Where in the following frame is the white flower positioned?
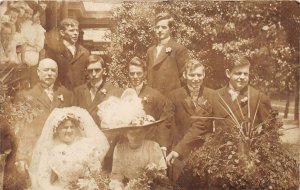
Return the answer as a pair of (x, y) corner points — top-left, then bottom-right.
(165, 47), (172, 54)
(241, 96), (248, 103)
(58, 94), (64, 101)
(100, 89), (107, 95)
(143, 96), (148, 103)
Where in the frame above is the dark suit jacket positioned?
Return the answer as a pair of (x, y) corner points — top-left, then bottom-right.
(137, 85), (173, 147)
(146, 39), (189, 96)
(169, 86), (215, 154)
(73, 82), (123, 127)
(174, 85), (272, 157)
(15, 83), (74, 163)
(45, 40), (90, 90)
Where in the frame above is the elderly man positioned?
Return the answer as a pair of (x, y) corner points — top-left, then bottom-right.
(127, 56), (173, 150)
(15, 58), (73, 177)
(146, 12), (189, 96)
(45, 18), (90, 90)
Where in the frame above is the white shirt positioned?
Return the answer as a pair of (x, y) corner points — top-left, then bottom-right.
(228, 84), (240, 101)
(63, 40), (76, 57)
(133, 83), (143, 95)
(44, 84), (54, 101)
(156, 36), (170, 58)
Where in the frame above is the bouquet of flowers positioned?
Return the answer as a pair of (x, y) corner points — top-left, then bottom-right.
(125, 163), (176, 190)
(69, 171), (110, 190)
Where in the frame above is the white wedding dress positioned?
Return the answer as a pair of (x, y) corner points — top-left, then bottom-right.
(30, 107), (109, 190)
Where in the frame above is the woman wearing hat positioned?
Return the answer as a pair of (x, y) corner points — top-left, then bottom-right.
(97, 89), (167, 190)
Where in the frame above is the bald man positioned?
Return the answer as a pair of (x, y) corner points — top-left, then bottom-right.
(15, 58), (74, 180)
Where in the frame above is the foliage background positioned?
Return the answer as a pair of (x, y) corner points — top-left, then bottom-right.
(106, 1), (299, 98)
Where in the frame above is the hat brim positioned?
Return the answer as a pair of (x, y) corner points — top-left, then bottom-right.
(101, 119), (165, 134)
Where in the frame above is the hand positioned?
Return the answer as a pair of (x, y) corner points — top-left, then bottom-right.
(15, 160), (28, 173)
(166, 151), (179, 166)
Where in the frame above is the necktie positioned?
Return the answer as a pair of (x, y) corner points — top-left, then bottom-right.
(90, 87), (97, 101)
(44, 88), (54, 101)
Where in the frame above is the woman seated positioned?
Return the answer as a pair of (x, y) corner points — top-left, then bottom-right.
(29, 107), (110, 190)
(97, 89), (166, 190)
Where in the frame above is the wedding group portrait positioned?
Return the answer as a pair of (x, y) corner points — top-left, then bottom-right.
(0, 1), (299, 190)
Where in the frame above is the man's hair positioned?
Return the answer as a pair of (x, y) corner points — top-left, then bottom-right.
(59, 18), (79, 31)
(226, 55), (251, 71)
(185, 59), (205, 74)
(87, 54), (105, 68)
(127, 57), (146, 72)
(155, 12), (175, 29)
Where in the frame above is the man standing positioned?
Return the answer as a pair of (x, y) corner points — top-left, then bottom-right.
(127, 57), (173, 150)
(73, 54), (122, 126)
(73, 55), (122, 172)
(166, 56), (272, 182)
(146, 13), (189, 96)
(45, 18), (89, 90)
(15, 58), (73, 184)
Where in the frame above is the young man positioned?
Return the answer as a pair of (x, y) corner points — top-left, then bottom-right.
(127, 57), (173, 149)
(73, 54), (122, 126)
(167, 56), (272, 177)
(165, 59), (214, 181)
(146, 13), (189, 96)
(45, 18), (90, 90)
(73, 55), (122, 172)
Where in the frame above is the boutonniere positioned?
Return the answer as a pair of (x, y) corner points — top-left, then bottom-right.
(142, 96), (151, 103)
(58, 94), (64, 101)
(100, 89), (107, 95)
(165, 47), (172, 54)
(241, 96), (248, 103)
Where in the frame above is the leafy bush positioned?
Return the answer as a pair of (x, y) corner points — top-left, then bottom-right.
(107, 1), (299, 93)
(180, 110), (299, 189)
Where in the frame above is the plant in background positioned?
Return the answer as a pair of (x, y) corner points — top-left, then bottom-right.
(180, 110), (299, 189)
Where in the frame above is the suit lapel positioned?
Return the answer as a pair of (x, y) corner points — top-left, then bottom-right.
(248, 86), (261, 123)
(81, 84), (93, 110)
(70, 45), (85, 64)
(35, 84), (51, 110)
(180, 88), (195, 115)
(217, 87), (241, 120)
(152, 40), (173, 68)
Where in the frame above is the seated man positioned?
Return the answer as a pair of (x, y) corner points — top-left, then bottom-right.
(14, 58), (74, 185)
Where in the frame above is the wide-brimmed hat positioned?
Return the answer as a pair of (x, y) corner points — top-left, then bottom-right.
(97, 88), (165, 133)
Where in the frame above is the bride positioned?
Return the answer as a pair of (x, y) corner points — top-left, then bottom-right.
(29, 107), (110, 190)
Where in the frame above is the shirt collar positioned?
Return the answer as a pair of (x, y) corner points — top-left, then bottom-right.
(133, 82), (144, 94)
(63, 40), (76, 48)
(158, 36), (171, 46)
(90, 79), (103, 89)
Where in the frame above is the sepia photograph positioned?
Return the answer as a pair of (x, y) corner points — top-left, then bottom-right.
(0, 0), (299, 189)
